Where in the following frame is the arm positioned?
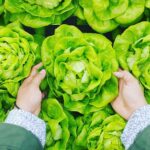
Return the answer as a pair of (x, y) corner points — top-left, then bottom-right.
(112, 70), (149, 150)
(0, 63), (46, 150)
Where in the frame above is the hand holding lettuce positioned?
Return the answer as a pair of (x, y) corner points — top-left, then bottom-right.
(41, 25), (118, 114)
(0, 22), (36, 105)
(114, 21), (150, 102)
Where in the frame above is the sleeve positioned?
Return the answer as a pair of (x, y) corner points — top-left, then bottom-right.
(128, 125), (150, 150)
(5, 108), (46, 147)
(0, 123), (43, 150)
(121, 105), (150, 150)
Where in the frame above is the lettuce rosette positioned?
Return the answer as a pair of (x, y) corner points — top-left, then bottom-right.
(78, 0), (145, 33)
(0, 22), (36, 104)
(114, 21), (150, 102)
(41, 98), (70, 150)
(41, 25), (118, 114)
(4, 0), (77, 28)
(74, 107), (125, 150)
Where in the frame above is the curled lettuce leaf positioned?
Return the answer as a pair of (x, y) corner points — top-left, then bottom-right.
(41, 98), (70, 150)
(114, 21), (150, 102)
(41, 99), (125, 150)
(0, 0), (4, 15)
(0, 22), (36, 100)
(74, 107), (125, 150)
(4, 0), (77, 28)
(0, 102), (7, 122)
(33, 28), (45, 64)
(41, 25), (118, 114)
(146, 0), (150, 8)
(79, 0), (145, 33)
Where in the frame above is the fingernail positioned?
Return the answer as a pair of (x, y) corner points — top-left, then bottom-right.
(40, 69), (46, 75)
(113, 72), (122, 78)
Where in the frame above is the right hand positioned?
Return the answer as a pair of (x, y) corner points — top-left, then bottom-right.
(111, 70), (147, 120)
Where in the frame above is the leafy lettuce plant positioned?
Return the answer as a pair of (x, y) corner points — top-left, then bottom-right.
(4, 0), (77, 28)
(42, 25), (118, 114)
(74, 107), (125, 150)
(114, 21), (150, 102)
(41, 98), (125, 150)
(78, 0), (145, 33)
(0, 22), (36, 103)
(41, 98), (70, 150)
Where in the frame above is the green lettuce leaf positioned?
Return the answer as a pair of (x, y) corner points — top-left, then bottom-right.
(0, 22), (36, 104)
(0, 0), (4, 15)
(41, 24), (118, 114)
(114, 21), (150, 102)
(4, 0), (77, 28)
(33, 27), (45, 64)
(146, 0), (150, 8)
(41, 98), (70, 150)
(78, 0), (145, 33)
(0, 101), (7, 122)
(74, 107), (125, 150)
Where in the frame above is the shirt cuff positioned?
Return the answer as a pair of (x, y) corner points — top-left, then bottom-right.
(121, 105), (150, 150)
(5, 108), (46, 147)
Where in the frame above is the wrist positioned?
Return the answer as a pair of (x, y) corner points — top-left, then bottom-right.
(15, 103), (21, 110)
(126, 102), (147, 120)
(121, 105), (150, 149)
(15, 102), (38, 116)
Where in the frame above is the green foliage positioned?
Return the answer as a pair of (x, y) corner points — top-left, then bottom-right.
(0, 22), (36, 106)
(41, 98), (70, 150)
(41, 99), (125, 150)
(0, 101), (6, 122)
(114, 21), (150, 102)
(4, 0), (77, 28)
(0, 0), (4, 14)
(0, 2), (149, 149)
(74, 108), (125, 150)
(146, 0), (150, 8)
(41, 25), (118, 114)
(78, 0), (146, 33)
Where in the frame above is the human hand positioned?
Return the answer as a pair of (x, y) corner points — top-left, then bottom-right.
(111, 70), (147, 120)
(16, 63), (46, 116)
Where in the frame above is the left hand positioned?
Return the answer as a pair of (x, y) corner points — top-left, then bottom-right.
(16, 63), (46, 116)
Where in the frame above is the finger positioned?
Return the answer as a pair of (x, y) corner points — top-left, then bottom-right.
(113, 70), (123, 92)
(114, 70), (135, 84)
(30, 63), (43, 77)
(32, 69), (46, 86)
(118, 78), (124, 91)
(34, 106), (41, 116)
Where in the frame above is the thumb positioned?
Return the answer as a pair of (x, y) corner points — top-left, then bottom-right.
(32, 69), (46, 86)
(114, 70), (135, 84)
